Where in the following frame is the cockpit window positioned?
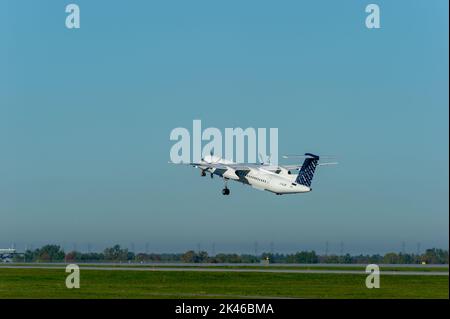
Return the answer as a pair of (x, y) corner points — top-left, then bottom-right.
(291, 183), (297, 186)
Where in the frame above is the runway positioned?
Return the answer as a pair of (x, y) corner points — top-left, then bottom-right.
(2, 262), (448, 267)
(0, 265), (448, 276)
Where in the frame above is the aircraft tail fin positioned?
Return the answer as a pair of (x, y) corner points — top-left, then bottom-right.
(295, 153), (320, 187)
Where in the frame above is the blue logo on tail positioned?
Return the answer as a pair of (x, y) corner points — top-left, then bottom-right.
(295, 153), (320, 187)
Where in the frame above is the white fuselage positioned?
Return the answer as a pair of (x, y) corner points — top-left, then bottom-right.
(0, 248), (15, 262)
(199, 156), (311, 195)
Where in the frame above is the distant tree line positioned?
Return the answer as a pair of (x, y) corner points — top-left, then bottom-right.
(17, 245), (449, 264)
(262, 248), (449, 264)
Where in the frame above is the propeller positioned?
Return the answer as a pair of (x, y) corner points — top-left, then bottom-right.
(209, 149), (218, 178)
(200, 150), (219, 178)
(258, 153), (264, 165)
(258, 153), (272, 165)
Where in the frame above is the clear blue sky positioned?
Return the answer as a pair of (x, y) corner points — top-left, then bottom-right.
(0, 0), (448, 254)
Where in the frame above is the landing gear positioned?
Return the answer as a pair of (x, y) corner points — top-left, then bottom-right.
(222, 180), (230, 195)
(201, 170), (214, 178)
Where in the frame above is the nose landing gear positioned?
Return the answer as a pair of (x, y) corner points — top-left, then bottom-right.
(222, 180), (230, 195)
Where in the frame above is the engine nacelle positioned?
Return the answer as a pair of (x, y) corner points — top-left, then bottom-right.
(278, 167), (291, 175)
(222, 168), (240, 180)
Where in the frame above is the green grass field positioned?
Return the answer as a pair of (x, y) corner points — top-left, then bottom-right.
(79, 264), (450, 272)
(6, 263), (450, 272)
(0, 268), (448, 299)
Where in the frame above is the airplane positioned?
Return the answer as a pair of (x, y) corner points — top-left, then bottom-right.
(173, 153), (337, 195)
(0, 248), (16, 263)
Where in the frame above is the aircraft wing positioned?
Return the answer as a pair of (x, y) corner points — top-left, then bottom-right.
(170, 161), (337, 171)
(280, 162), (339, 170)
(169, 161), (251, 172)
(203, 163), (252, 172)
(279, 165), (301, 170)
(170, 162), (227, 170)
